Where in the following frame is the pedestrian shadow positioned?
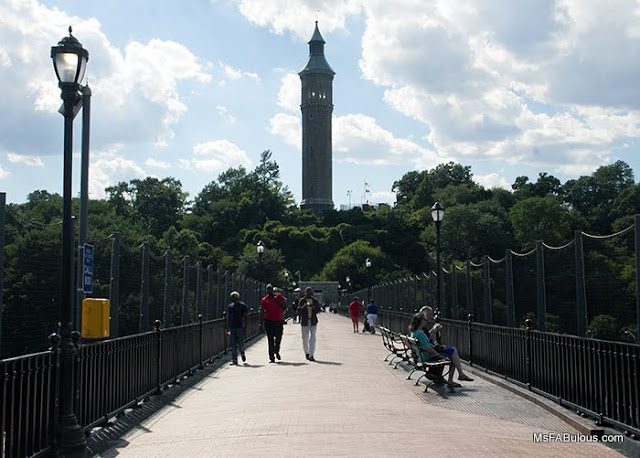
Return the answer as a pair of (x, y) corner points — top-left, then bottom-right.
(275, 361), (307, 367)
(312, 360), (342, 366)
(239, 363), (264, 368)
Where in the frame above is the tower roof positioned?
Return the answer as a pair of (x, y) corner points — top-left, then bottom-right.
(299, 21), (335, 75)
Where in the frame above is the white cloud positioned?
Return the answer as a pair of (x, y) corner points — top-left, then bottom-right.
(0, 0), (212, 159)
(0, 165), (9, 179)
(7, 153), (43, 167)
(145, 157), (171, 169)
(216, 105), (237, 124)
(269, 113), (301, 148)
(277, 73), (300, 113)
(181, 140), (251, 172)
(237, 0), (362, 39)
(219, 62), (260, 83)
(475, 173), (511, 190)
(89, 156), (147, 199)
(333, 114), (442, 168)
(371, 190), (396, 204)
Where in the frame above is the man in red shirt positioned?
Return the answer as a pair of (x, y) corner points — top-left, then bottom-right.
(348, 296), (363, 333)
(260, 284), (287, 363)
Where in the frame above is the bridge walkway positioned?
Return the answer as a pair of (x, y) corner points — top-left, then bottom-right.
(90, 312), (622, 457)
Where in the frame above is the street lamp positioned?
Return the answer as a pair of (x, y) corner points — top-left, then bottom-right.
(283, 270), (289, 291)
(294, 270), (301, 283)
(51, 26), (88, 453)
(256, 240), (265, 262)
(431, 202), (445, 315)
(365, 258), (372, 301)
(346, 275), (351, 292)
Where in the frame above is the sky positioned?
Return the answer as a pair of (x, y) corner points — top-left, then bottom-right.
(1, 0), (640, 208)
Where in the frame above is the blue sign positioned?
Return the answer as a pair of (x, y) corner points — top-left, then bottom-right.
(83, 243), (94, 294)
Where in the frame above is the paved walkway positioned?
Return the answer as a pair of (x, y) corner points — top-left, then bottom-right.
(93, 313), (623, 457)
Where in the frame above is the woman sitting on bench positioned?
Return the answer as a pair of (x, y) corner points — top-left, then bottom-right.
(408, 313), (473, 388)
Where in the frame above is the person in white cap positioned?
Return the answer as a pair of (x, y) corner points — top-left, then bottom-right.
(226, 291), (248, 365)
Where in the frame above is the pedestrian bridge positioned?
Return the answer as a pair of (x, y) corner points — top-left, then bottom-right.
(3, 311), (637, 457)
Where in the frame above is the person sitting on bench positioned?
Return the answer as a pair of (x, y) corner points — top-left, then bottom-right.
(408, 313), (473, 387)
(419, 306), (474, 384)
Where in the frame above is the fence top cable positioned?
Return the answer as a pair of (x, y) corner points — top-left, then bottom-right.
(541, 239), (575, 250)
(509, 247), (536, 257)
(581, 223), (634, 240)
(488, 256), (505, 264)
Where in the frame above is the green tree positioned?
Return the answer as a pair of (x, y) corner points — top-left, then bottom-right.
(509, 197), (573, 249)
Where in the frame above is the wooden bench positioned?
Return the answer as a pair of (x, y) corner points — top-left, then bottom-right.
(402, 335), (453, 393)
(380, 326), (411, 369)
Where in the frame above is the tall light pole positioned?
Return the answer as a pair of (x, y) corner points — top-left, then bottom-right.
(51, 26), (88, 453)
(431, 202), (445, 315)
(346, 275), (351, 293)
(365, 258), (372, 301)
(294, 270), (301, 283)
(256, 240), (265, 295)
(284, 270), (290, 292)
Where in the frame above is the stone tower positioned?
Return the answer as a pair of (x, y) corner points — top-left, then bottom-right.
(299, 22), (334, 212)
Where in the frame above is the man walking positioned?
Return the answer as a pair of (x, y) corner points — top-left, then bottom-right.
(298, 287), (321, 361)
(260, 284), (287, 363)
(226, 291), (248, 365)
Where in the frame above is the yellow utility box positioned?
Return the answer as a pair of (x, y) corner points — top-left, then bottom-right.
(82, 298), (110, 339)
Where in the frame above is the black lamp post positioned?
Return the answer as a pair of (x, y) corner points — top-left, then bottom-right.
(283, 270), (289, 292)
(431, 202), (445, 315)
(256, 240), (265, 295)
(346, 276), (351, 293)
(365, 258), (372, 302)
(51, 26), (88, 453)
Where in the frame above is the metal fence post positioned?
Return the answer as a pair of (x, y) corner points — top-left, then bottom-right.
(139, 242), (150, 332)
(164, 251), (172, 327)
(467, 313), (474, 367)
(0, 192), (5, 357)
(466, 260), (473, 318)
(635, 215), (640, 344)
(198, 314), (204, 369)
(182, 256), (190, 325)
(483, 256), (492, 324)
(536, 241), (546, 331)
(207, 264), (214, 320)
(505, 249), (515, 327)
(451, 265), (458, 319)
(154, 320), (162, 394)
(575, 231), (587, 337)
(525, 318), (533, 389)
(109, 232), (120, 338)
(195, 261), (202, 319)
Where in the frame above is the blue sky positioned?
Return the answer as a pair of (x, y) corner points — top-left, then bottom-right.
(1, 0), (640, 207)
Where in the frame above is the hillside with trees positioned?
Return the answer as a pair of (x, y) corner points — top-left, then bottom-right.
(2, 152), (638, 357)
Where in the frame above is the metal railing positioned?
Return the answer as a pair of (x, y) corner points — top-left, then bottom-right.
(1, 312), (262, 457)
(380, 309), (640, 438)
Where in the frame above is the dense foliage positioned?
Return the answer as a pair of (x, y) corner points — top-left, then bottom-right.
(2, 155), (638, 357)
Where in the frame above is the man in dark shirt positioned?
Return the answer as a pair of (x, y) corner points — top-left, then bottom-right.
(260, 284), (287, 363)
(226, 291), (248, 365)
(297, 287), (321, 361)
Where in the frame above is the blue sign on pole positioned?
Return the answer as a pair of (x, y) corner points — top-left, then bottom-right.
(83, 243), (94, 294)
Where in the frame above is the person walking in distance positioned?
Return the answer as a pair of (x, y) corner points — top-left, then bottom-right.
(298, 287), (321, 361)
(226, 291), (248, 365)
(366, 299), (378, 334)
(348, 296), (363, 333)
(260, 284), (287, 363)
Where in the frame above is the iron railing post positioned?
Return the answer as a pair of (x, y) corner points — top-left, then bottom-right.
(181, 256), (190, 325)
(575, 231), (587, 337)
(635, 215), (640, 344)
(198, 314), (204, 369)
(0, 192), (4, 357)
(467, 313), (474, 366)
(154, 320), (162, 394)
(483, 256), (491, 324)
(163, 251), (172, 327)
(466, 260), (473, 318)
(195, 261), (202, 319)
(525, 318), (533, 389)
(139, 242), (150, 332)
(109, 232), (120, 338)
(505, 249), (515, 327)
(536, 241), (546, 331)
